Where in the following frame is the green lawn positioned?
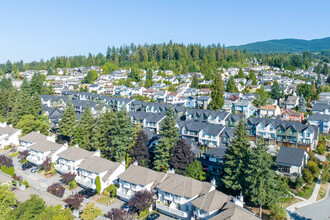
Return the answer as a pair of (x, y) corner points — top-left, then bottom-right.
(96, 196), (117, 205)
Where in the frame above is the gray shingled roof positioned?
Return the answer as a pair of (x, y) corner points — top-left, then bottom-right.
(156, 173), (212, 198)
(275, 147), (306, 167)
(14, 188), (66, 207)
(28, 140), (63, 153)
(205, 147), (227, 159)
(191, 190), (228, 212)
(0, 126), (19, 135)
(19, 132), (48, 143)
(78, 156), (121, 174)
(57, 146), (95, 161)
(210, 201), (259, 220)
(118, 164), (166, 186)
(308, 113), (330, 121)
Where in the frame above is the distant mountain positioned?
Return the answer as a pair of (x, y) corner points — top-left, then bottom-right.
(227, 37), (330, 53)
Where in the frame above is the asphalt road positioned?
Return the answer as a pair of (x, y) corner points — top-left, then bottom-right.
(294, 193), (330, 220)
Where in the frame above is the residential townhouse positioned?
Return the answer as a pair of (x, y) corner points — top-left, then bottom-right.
(312, 103), (330, 115)
(55, 145), (99, 174)
(247, 118), (319, 151)
(26, 139), (66, 165)
(178, 120), (232, 148)
(275, 147), (309, 175)
(155, 173), (215, 219)
(196, 96), (211, 109)
(307, 113), (330, 133)
(0, 122), (21, 149)
(281, 109), (304, 122)
(185, 109), (231, 126)
(191, 190), (228, 219)
(76, 156), (125, 192)
(130, 111), (166, 133)
(234, 100), (257, 117)
(199, 147), (226, 177)
(259, 105), (281, 118)
(117, 163), (166, 201)
(284, 96), (299, 110)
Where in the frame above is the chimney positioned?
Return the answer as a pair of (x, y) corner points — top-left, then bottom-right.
(211, 178), (216, 187)
(64, 142), (68, 147)
(94, 149), (101, 157)
(133, 161), (138, 166)
(36, 130), (40, 134)
(46, 135), (55, 143)
(167, 168), (175, 174)
(233, 192), (244, 208)
(121, 159), (126, 166)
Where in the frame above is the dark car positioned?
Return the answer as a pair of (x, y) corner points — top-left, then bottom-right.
(22, 162), (33, 170)
(78, 189), (95, 198)
(146, 213), (160, 220)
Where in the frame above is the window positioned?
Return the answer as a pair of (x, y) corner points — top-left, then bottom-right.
(306, 133), (310, 137)
(306, 139), (310, 144)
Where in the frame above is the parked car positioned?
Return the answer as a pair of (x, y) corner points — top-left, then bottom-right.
(31, 168), (38, 173)
(22, 162), (33, 170)
(146, 213), (160, 220)
(78, 189), (95, 198)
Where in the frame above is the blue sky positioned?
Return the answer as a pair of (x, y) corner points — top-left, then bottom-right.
(1, 0), (329, 63)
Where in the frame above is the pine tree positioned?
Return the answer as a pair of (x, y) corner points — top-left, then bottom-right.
(32, 93), (42, 117)
(244, 138), (280, 218)
(253, 86), (270, 107)
(237, 68), (244, 78)
(222, 120), (250, 193)
(130, 130), (150, 167)
(270, 80), (282, 99)
(209, 72), (225, 110)
(321, 63), (329, 75)
(185, 160), (206, 181)
(298, 94), (306, 113)
(191, 73), (199, 89)
(226, 76), (238, 92)
(58, 101), (77, 142)
(316, 74), (322, 88)
(153, 106), (179, 171)
(91, 109), (114, 158)
(47, 83), (55, 95)
(170, 138), (195, 175)
(21, 76), (30, 94)
(17, 91), (32, 120)
(109, 110), (133, 162)
(74, 104), (94, 150)
(248, 71), (256, 81)
(252, 78), (258, 85)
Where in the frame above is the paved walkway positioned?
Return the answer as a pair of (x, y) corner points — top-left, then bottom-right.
(286, 175), (322, 219)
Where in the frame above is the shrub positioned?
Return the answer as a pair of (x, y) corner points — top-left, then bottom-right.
(105, 184), (117, 198)
(13, 174), (21, 181)
(40, 157), (52, 172)
(0, 155), (13, 167)
(1, 165), (15, 177)
(81, 202), (102, 220)
(69, 180), (78, 190)
(96, 176), (101, 194)
(18, 150), (29, 160)
(107, 208), (134, 220)
(23, 179), (29, 188)
(295, 176), (305, 189)
(61, 172), (76, 185)
(303, 169), (314, 184)
(47, 182), (65, 198)
(65, 193), (84, 210)
(317, 144), (326, 155)
(307, 161), (319, 177)
(4, 145), (13, 150)
(128, 190), (154, 214)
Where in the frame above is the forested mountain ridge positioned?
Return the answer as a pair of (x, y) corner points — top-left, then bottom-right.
(228, 37), (330, 53)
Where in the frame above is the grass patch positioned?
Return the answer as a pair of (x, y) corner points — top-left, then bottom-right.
(9, 152), (19, 157)
(317, 182), (328, 201)
(282, 197), (302, 209)
(96, 196), (113, 205)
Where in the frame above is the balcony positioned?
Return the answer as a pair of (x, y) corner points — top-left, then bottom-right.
(116, 188), (133, 201)
(27, 156), (43, 165)
(55, 164), (69, 173)
(156, 202), (188, 218)
(76, 177), (96, 189)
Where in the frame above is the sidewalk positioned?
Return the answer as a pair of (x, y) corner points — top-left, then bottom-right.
(286, 174), (322, 218)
